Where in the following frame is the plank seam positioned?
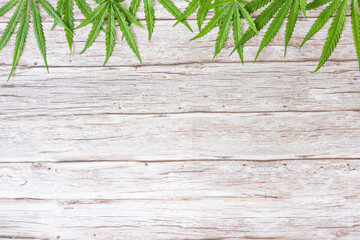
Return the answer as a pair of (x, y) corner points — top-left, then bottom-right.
(1, 157), (359, 164)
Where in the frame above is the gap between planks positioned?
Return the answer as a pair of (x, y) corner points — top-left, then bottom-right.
(1, 157), (360, 164)
(2, 109), (360, 119)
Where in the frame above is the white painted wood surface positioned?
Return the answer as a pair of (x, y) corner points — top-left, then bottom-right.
(0, 0), (360, 238)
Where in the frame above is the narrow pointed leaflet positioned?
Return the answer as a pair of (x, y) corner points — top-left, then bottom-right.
(76, 0), (142, 63)
(191, 0), (257, 58)
(0, 0), (72, 80)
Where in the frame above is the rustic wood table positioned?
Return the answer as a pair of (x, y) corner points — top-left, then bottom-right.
(1, 0), (360, 239)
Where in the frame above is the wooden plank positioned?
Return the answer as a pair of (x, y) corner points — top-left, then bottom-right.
(3, 198), (359, 240)
(0, 0), (192, 22)
(0, 160), (359, 199)
(0, 160), (360, 239)
(0, 0), (337, 23)
(1, 111), (360, 161)
(0, 19), (357, 69)
(1, 61), (359, 117)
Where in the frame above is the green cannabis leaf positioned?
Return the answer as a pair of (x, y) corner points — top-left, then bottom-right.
(191, 0), (258, 58)
(351, 0), (360, 69)
(306, 0), (331, 9)
(0, 0), (72, 80)
(129, 0), (192, 40)
(76, 0), (143, 64)
(231, 0), (307, 62)
(173, 0), (212, 31)
(2, 0), (360, 81)
(52, 0), (93, 51)
(301, 0), (355, 71)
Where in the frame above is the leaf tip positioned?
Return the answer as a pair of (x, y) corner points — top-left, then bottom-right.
(254, 50), (261, 63)
(7, 72), (13, 82)
(173, 21), (180, 27)
(312, 67), (320, 73)
(299, 44), (306, 50)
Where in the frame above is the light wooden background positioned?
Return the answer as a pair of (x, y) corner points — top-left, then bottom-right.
(1, 0), (360, 239)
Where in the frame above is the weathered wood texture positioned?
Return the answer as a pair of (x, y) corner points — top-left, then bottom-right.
(0, 0), (360, 239)
(1, 160), (360, 240)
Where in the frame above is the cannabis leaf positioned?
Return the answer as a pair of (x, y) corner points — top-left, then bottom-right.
(351, 0), (360, 69)
(129, 0), (192, 40)
(300, 0), (341, 47)
(191, 0), (257, 58)
(173, 0), (212, 31)
(306, 0), (331, 10)
(231, 0), (307, 62)
(301, 0), (349, 71)
(52, 0), (93, 51)
(76, 0), (143, 64)
(0, 0), (72, 80)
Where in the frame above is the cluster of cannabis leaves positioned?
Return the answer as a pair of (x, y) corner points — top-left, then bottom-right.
(0, 0), (359, 80)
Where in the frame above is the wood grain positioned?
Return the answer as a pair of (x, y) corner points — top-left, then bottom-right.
(1, 110), (360, 161)
(1, 160), (359, 199)
(2, 197), (359, 240)
(1, 61), (359, 116)
(0, 19), (358, 68)
(1, 160), (360, 240)
(0, 0), (360, 238)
